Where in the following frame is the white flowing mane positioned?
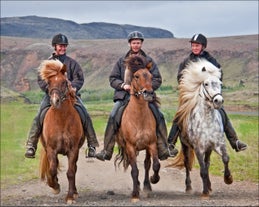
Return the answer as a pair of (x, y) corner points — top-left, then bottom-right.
(174, 58), (222, 136)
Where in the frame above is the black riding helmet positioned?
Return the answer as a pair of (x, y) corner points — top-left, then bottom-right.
(52, 33), (69, 46)
(190, 33), (207, 48)
(127, 31), (144, 43)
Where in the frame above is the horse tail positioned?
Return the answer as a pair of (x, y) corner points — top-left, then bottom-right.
(114, 145), (130, 171)
(167, 146), (195, 171)
(39, 147), (61, 181)
(39, 147), (49, 181)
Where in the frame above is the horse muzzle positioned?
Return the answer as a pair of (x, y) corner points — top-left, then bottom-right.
(213, 94), (224, 109)
(50, 93), (62, 109)
(142, 90), (154, 102)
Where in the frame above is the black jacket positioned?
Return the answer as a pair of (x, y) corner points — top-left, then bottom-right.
(38, 53), (84, 94)
(109, 49), (162, 102)
(177, 51), (222, 83)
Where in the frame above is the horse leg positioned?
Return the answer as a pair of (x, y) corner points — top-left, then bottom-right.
(182, 143), (192, 192)
(220, 146), (233, 184)
(204, 150), (212, 192)
(66, 150), (79, 204)
(150, 145), (160, 185)
(143, 150), (152, 192)
(47, 151), (60, 194)
(127, 147), (140, 203)
(195, 150), (210, 198)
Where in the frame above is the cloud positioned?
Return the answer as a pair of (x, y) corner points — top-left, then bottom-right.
(1, 1), (258, 37)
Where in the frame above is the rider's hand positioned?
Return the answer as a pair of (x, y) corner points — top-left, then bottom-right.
(123, 84), (131, 91)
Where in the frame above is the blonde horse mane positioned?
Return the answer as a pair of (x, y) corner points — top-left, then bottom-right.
(38, 59), (77, 104)
(38, 59), (64, 81)
(174, 58), (222, 137)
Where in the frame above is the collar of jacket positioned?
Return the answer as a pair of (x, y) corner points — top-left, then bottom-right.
(52, 53), (67, 63)
(124, 49), (147, 59)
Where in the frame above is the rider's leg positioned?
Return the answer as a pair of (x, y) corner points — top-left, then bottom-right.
(75, 98), (99, 158)
(219, 107), (247, 152)
(167, 120), (179, 155)
(149, 102), (178, 160)
(25, 95), (50, 158)
(95, 100), (127, 161)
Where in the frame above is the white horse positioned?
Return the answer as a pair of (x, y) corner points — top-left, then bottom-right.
(169, 58), (233, 198)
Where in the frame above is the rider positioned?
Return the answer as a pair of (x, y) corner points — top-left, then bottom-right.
(95, 31), (178, 161)
(168, 33), (247, 153)
(24, 33), (99, 158)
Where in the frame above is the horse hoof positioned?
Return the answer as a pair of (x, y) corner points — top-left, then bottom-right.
(131, 197), (139, 203)
(150, 175), (160, 184)
(52, 187), (60, 194)
(73, 193), (79, 199)
(224, 175), (233, 184)
(201, 193), (210, 199)
(185, 187), (192, 194)
(66, 199), (76, 204)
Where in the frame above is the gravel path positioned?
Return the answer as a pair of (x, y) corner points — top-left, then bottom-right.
(1, 147), (258, 206)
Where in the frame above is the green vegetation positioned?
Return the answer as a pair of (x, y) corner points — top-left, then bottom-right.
(1, 92), (258, 189)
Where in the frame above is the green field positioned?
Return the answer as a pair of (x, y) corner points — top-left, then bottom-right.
(1, 99), (258, 189)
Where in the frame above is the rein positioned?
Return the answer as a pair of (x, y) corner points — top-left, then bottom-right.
(200, 83), (222, 102)
(131, 88), (145, 97)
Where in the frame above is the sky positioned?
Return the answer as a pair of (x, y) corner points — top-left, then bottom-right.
(1, 1), (258, 38)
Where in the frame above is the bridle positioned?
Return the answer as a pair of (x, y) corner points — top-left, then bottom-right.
(48, 83), (68, 103)
(201, 82), (222, 102)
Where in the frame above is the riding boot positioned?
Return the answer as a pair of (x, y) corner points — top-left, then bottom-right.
(95, 118), (116, 161)
(96, 100), (127, 161)
(149, 103), (176, 160)
(25, 117), (41, 158)
(167, 121), (179, 156)
(219, 108), (247, 152)
(73, 98), (99, 158)
(157, 117), (178, 160)
(84, 115), (99, 157)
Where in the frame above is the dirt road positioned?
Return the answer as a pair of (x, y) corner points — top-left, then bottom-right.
(1, 146), (258, 206)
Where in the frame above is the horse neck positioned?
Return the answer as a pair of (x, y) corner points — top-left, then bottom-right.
(128, 95), (149, 112)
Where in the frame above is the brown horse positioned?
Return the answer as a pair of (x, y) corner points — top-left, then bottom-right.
(115, 56), (160, 202)
(38, 59), (85, 204)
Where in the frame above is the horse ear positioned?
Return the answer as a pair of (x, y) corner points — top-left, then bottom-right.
(61, 64), (67, 74)
(202, 67), (206, 72)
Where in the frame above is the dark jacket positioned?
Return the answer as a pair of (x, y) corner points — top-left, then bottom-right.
(38, 53), (84, 94)
(177, 50), (222, 83)
(109, 49), (162, 102)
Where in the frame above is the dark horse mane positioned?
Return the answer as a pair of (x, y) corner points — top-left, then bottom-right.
(39, 59), (77, 105)
(125, 55), (161, 107)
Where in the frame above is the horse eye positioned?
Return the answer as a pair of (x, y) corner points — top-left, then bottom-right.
(204, 83), (209, 86)
(134, 75), (139, 79)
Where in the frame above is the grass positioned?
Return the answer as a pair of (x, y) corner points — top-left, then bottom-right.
(1, 99), (258, 189)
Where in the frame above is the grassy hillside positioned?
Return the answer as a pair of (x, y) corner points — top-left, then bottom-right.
(1, 35), (258, 111)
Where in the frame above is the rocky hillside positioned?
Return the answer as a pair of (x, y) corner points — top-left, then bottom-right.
(0, 35), (258, 110)
(1, 34), (257, 89)
(0, 16), (174, 39)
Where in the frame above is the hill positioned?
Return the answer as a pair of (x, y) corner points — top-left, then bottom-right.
(0, 35), (258, 110)
(0, 16), (174, 39)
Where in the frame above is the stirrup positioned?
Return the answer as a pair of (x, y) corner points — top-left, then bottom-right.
(168, 144), (178, 157)
(95, 150), (112, 161)
(86, 146), (96, 158)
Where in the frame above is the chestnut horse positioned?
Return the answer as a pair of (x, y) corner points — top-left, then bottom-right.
(115, 56), (160, 202)
(39, 59), (85, 204)
(168, 58), (233, 198)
